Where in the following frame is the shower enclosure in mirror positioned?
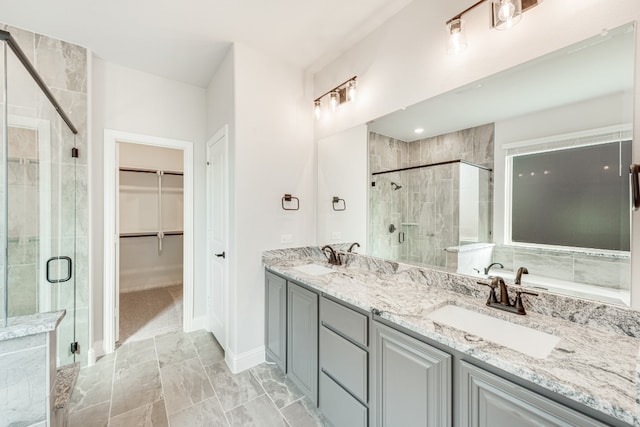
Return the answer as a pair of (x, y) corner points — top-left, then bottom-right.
(1, 29), (81, 366)
(369, 158), (492, 269)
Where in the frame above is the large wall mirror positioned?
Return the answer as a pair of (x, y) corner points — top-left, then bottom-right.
(317, 22), (635, 307)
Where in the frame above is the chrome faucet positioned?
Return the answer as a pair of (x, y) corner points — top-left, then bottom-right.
(484, 262), (504, 275)
(321, 245), (342, 266)
(347, 242), (360, 253)
(515, 267), (529, 285)
(477, 275), (538, 315)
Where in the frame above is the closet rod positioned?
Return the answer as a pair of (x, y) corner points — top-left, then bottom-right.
(119, 231), (184, 238)
(119, 167), (183, 176)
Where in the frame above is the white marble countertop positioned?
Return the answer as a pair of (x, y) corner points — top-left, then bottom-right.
(264, 248), (640, 427)
(0, 310), (66, 341)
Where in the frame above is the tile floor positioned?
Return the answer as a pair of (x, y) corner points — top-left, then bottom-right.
(68, 330), (326, 426)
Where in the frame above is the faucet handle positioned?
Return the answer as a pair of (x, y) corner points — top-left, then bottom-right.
(477, 281), (499, 305)
(513, 290), (538, 315)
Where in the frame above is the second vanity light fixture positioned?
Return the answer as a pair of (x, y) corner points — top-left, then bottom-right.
(446, 0), (542, 55)
(314, 76), (357, 120)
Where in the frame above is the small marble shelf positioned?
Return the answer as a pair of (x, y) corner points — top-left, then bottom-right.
(0, 310), (66, 341)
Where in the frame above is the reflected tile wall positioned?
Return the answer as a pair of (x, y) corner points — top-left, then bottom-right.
(492, 244), (631, 290)
(369, 125), (494, 268)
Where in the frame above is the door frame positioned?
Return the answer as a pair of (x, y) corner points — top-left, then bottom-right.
(206, 125), (229, 351)
(103, 129), (194, 354)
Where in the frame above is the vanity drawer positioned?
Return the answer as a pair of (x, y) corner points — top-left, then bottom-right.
(320, 297), (368, 347)
(320, 371), (368, 427)
(320, 326), (368, 403)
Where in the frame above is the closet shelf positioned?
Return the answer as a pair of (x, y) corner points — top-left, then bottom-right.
(119, 166), (183, 176)
(120, 230), (183, 238)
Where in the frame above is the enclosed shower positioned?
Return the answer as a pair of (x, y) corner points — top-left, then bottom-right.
(369, 160), (492, 268)
(0, 28), (85, 367)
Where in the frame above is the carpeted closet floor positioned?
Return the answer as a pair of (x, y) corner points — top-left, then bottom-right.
(118, 284), (183, 346)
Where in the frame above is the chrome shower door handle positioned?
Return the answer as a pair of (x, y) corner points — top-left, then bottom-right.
(631, 164), (640, 211)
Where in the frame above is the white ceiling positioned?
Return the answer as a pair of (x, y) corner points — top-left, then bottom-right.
(368, 23), (636, 142)
(0, 0), (417, 87)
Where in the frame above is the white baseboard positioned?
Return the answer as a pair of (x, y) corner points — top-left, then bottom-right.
(88, 340), (104, 367)
(119, 280), (183, 293)
(225, 346), (265, 374)
(190, 315), (208, 332)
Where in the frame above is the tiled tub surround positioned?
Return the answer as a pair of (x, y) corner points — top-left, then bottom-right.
(263, 247), (640, 427)
(492, 244), (631, 292)
(0, 310), (65, 427)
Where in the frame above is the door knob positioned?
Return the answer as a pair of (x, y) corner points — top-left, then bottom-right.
(215, 252), (226, 258)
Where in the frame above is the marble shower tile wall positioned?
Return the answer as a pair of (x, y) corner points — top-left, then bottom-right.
(1, 23), (89, 365)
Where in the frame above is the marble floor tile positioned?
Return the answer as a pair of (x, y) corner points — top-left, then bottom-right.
(250, 363), (303, 408)
(169, 396), (229, 427)
(206, 360), (265, 411)
(69, 354), (114, 413)
(115, 337), (157, 369)
(69, 401), (110, 427)
(226, 394), (287, 427)
(161, 356), (215, 415)
(109, 399), (168, 427)
(155, 330), (197, 367)
(281, 397), (326, 427)
(190, 329), (225, 366)
(110, 359), (163, 417)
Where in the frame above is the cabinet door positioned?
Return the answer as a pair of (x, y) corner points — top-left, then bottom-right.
(265, 271), (286, 372)
(460, 361), (607, 427)
(372, 322), (451, 427)
(287, 282), (318, 404)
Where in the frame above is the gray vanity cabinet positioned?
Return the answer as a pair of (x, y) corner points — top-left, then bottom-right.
(319, 297), (370, 427)
(265, 271), (287, 371)
(459, 361), (607, 427)
(287, 281), (319, 405)
(371, 321), (452, 427)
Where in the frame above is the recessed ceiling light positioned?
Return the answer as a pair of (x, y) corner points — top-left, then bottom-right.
(414, 128), (424, 134)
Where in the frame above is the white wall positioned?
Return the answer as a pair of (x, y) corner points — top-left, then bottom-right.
(206, 42), (315, 368)
(91, 58), (207, 351)
(313, 0), (640, 308)
(119, 143), (184, 172)
(317, 124), (368, 249)
(314, 0), (640, 140)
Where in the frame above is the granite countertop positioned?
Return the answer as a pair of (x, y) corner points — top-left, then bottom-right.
(264, 249), (640, 427)
(0, 310), (66, 341)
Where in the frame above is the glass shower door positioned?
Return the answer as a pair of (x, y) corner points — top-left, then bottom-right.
(4, 42), (78, 365)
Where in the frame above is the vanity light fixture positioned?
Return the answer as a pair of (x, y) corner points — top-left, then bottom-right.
(313, 76), (357, 119)
(446, 0), (540, 55)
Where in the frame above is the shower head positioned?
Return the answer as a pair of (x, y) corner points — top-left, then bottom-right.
(391, 182), (402, 190)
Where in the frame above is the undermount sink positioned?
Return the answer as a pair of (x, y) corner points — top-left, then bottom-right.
(292, 263), (336, 276)
(427, 304), (560, 359)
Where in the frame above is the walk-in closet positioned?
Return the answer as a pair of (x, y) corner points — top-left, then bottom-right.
(117, 142), (184, 345)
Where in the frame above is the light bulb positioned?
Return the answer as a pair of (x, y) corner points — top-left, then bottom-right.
(346, 79), (357, 102)
(446, 18), (467, 55)
(493, 0), (521, 30)
(330, 91), (339, 111)
(314, 100), (322, 120)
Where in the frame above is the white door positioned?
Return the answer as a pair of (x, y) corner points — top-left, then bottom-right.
(206, 127), (228, 348)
